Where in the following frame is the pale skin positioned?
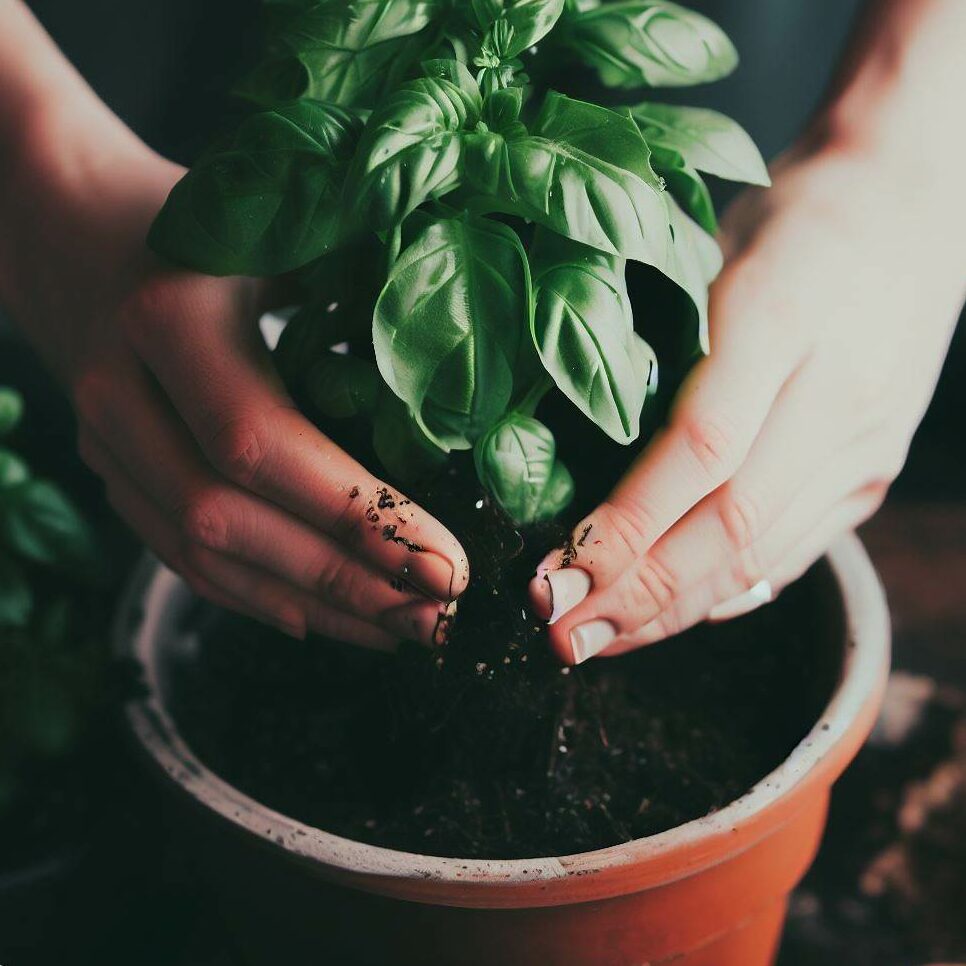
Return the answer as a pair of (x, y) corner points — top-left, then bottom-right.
(1, 1), (964, 660)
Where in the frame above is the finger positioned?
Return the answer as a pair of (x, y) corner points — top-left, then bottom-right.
(606, 483), (887, 653)
(530, 336), (798, 619)
(125, 277), (467, 602)
(82, 430), (408, 652)
(545, 425), (892, 665)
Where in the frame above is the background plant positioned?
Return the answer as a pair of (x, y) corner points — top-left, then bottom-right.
(0, 386), (103, 815)
(149, 0), (769, 525)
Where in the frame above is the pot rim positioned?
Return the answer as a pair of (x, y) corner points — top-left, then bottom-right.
(117, 533), (889, 903)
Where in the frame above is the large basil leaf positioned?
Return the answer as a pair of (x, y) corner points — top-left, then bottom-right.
(474, 414), (574, 524)
(629, 102), (770, 186)
(472, 0), (566, 57)
(0, 389), (23, 437)
(0, 480), (94, 569)
(0, 552), (31, 628)
(530, 231), (653, 444)
(371, 391), (448, 484)
(351, 63), (481, 232)
(562, 1), (738, 88)
(465, 95), (669, 260)
(373, 214), (529, 451)
(149, 102), (366, 276)
(239, 0), (443, 109)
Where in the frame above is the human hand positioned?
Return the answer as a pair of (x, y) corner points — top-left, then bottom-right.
(0, 102), (467, 649)
(531, 140), (966, 664)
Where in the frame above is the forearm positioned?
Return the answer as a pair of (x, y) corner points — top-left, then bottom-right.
(816, 0), (966, 187)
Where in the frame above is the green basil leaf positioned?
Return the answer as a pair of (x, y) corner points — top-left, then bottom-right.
(628, 102), (770, 186)
(0, 389), (23, 437)
(149, 101), (366, 276)
(0, 449), (29, 490)
(530, 230), (651, 444)
(239, 0), (444, 109)
(650, 142), (717, 233)
(482, 86), (527, 138)
(0, 553), (31, 628)
(304, 352), (381, 419)
(351, 66), (481, 232)
(0, 480), (94, 569)
(372, 391), (448, 484)
(474, 414), (574, 524)
(473, 0), (566, 57)
(563, 0), (738, 88)
(373, 214), (528, 451)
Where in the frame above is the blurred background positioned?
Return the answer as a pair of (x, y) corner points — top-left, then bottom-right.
(1, 1), (964, 964)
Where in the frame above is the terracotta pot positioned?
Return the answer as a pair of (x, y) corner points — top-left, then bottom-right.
(117, 534), (890, 966)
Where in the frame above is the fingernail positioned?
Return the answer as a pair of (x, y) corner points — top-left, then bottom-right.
(383, 598), (457, 647)
(547, 569), (592, 624)
(570, 619), (616, 665)
(709, 580), (774, 622)
(433, 600), (458, 647)
(406, 551), (459, 603)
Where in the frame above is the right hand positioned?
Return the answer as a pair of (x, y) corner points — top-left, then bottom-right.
(0, 99), (467, 649)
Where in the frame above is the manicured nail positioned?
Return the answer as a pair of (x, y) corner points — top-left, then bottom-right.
(547, 569), (592, 624)
(709, 579), (774, 622)
(570, 619), (616, 665)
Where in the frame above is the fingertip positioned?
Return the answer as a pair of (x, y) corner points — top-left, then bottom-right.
(528, 574), (553, 621)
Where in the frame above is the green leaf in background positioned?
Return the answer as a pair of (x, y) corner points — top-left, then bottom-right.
(0, 449), (29, 490)
(0, 553), (31, 628)
(530, 231), (653, 444)
(303, 352), (382, 419)
(0, 480), (95, 569)
(372, 390), (448, 484)
(351, 62), (481, 232)
(562, 0), (738, 88)
(472, 0), (566, 58)
(149, 101), (366, 276)
(474, 413), (574, 524)
(0, 389), (23, 437)
(373, 214), (529, 451)
(628, 102), (770, 186)
(238, 0), (443, 109)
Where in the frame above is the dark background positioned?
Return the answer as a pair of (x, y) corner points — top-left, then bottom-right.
(2, 2), (965, 964)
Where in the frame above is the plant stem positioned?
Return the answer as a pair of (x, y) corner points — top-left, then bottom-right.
(515, 376), (553, 417)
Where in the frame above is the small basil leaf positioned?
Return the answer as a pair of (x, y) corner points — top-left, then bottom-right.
(373, 214), (528, 451)
(304, 352), (381, 420)
(563, 0), (738, 88)
(149, 102), (366, 276)
(0, 480), (95, 569)
(239, 0), (444, 109)
(0, 449), (29, 490)
(0, 553), (31, 628)
(530, 230), (648, 444)
(650, 143), (717, 234)
(628, 101), (770, 186)
(351, 67), (481, 232)
(483, 86), (527, 137)
(372, 391), (448, 485)
(474, 0), (566, 58)
(0, 389), (23, 437)
(474, 414), (574, 524)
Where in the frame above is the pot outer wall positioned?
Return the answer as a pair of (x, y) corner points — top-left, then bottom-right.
(124, 537), (890, 966)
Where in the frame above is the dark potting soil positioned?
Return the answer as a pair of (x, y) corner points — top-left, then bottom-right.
(170, 467), (842, 860)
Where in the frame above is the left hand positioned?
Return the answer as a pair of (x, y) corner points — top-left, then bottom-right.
(530, 140), (966, 665)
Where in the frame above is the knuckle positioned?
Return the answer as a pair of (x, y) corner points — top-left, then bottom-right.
(315, 555), (353, 605)
(206, 415), (268, 485)
(629, 555), (677, 612)
(717, 485), (761, 552)
(119, 279), (182, 348)
(599, 499), (655, 557)
(178, 490), (232, 551)
(680, 410), (740, 483)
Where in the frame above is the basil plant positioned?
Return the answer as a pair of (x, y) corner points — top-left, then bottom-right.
(149, 0), (769, 525)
